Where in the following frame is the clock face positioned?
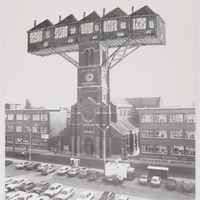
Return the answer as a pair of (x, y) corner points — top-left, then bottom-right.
(81, 105), (95, 122)
(85, 73), (94, 82)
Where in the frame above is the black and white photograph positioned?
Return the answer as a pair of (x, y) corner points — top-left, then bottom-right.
(1, 0), (199, 199)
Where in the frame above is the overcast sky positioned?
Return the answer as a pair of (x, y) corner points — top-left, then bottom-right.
(3, 0), (197, 109)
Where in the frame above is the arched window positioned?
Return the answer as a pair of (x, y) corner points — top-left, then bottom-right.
(90, 49), (94, 65)
(84, 49), (89, 66)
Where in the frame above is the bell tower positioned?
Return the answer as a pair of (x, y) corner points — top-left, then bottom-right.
(71, 41), (112, 158)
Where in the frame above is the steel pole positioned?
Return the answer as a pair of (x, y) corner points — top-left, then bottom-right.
(103, 129), (106, 173)
(29, 128), (32, 161)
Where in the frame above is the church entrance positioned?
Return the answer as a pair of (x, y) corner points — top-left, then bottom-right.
(83, 137), (95, 156)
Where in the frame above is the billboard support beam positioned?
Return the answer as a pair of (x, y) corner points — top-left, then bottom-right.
(52, 47), (79, 68)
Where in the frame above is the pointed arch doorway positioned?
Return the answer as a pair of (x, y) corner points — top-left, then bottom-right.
(82, 137), (95, 156)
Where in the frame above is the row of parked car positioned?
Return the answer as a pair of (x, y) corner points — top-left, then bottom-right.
(138, 174), (194, 193)
(14, 160), (105, 182)
(6, 176), (131, 200)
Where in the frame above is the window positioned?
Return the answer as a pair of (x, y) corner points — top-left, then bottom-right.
(41, 114), (48, 121)
(32, 139), (40, 146)
(40, 139), (48, 146)
(170, 114), (183, 123)
(154, 114), (167, 123)
(55, 26), (68, 38)
(103, 20), (117, 32)
(120, 22), (126, 29)
(141, 130), (154, 138)
(84, 49), (89, 66)
(133, 18), (146, 30)
(149, 20), (154, 29)
(16, 114), (23, 121)
(7, 137), (13, 144)
(24, 114), (31, 121)
(170, 130), (184, 139)
(6, 125), (14, 132)
(16, 126), (23, 132)
(70, 27), (76, 34)
(15, 138), (23, 144)
(81, 23), (93, 34)
(45, 31), (50, 38)
(33, 114), (40, 121)
(90, 49), (94, 65)
(68, 38), (73, 43)
(40, 127), (47, 133)
(22, 138), (30, 145)
(185, 131), (195, 139)
(142, 145), (154, 154)
(32, 126), (40, 133)
(120, 110), (123, 117)
(185, 147), (195, 156)
(84, 125), (93, 132)
(154, 130), (167, 138)
(141, 114), (153, 123)
(44, 42), (48, 47)
(185, 114), (195, 123)
(124, 110), (126, 116)
(94, 24), (99, 32)
(171, 146), (184, 155)
(154, 146), (167, 154)
(7, 114), (14, 120)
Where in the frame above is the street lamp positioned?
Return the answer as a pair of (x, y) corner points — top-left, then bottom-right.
(95, 124), (109, 174)
(17, 122), (38, 161)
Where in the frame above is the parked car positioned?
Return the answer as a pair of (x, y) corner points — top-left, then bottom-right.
(6, 191), (26, 200)
(5, 160), (13, 166)
(26, 162), (40, 170)
(150, 176), (161, 187)
(99, 191), (115, 200)
(15, 161), (29, 169)
(11, 192), (38, 200)
(88, 171), (101, 182)
(31, 181), (50, 194)
(43, 183), (63, 198)
(57, 166), (71, 175)
(103, 175), (123, 185)
(42, 165), (56, 175)
(6, 178), (28, 191)
(139, 175), (148, 185)
(79, 168), (90, 178)
(165, 178), (177, 190)
(32, 196), (50, 200)
(118, 195), (131, 200)
(37, 163), (49, 171)
(17, 180), (36, 192)
(52, 187), (74, 200)
(68, 167), (80, 177)
(77, 191), (95, 200)
(5, 177), (17, 187)
(181, 180), (194, 193)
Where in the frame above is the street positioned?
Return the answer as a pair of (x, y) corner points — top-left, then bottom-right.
(5, 158), (195, 200)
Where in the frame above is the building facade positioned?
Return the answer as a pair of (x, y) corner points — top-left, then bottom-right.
(137, 107), (195, 162)
(5, 106), (67, 150)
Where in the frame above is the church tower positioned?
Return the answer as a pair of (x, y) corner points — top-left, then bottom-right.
(71, 41), (112, 158)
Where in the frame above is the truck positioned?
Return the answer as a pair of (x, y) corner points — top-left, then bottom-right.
(105, 161), (135, 180)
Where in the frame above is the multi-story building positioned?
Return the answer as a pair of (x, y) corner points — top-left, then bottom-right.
(5, 105), (69, 150)
(137, 107), (195, 162)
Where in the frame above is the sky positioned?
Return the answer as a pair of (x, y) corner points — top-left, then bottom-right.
(3, 0), (198, 109)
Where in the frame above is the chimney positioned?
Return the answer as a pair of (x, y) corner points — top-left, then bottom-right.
(103, 8), (106, 17)
(132, 6), (134, 13)
(83, 12), (86, 18)
(59, 15), (62, 22)
(34, 20), (36, 27)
